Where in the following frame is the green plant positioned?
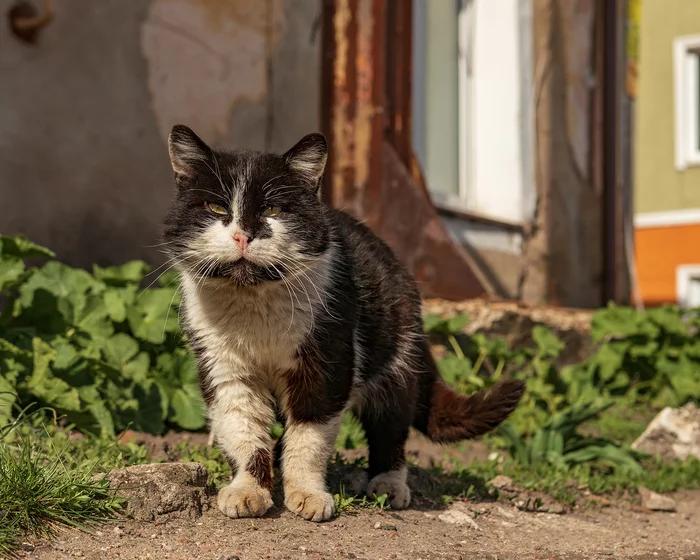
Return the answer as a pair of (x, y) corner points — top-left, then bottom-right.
(332, 485), (389, 515)
(0, 416), (123, 556)
(0, 234), (205, 436)
(498, 401), (645, 472)
(564, 303), (700, 408)
(425, 307), (700, 475)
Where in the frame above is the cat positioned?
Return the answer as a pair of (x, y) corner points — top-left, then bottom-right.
(162, 124), (525, 522)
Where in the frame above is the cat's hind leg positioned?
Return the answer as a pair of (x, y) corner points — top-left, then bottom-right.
(360, 380), (415, 509)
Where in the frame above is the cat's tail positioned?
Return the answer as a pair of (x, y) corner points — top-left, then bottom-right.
(417, 378), (525, 443)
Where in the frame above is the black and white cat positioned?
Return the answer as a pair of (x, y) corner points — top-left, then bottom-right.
(162, 125), (525, 522)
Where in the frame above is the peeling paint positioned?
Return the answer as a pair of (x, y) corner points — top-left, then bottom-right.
(141, 0), (283, 144)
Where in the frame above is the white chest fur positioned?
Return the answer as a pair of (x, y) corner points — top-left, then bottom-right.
(180, 272), (321, 390)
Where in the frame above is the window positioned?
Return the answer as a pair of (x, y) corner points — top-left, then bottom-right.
(676, 264), (700, 307)
(412, 0), (533, 225)
(674, 35), (700, 170)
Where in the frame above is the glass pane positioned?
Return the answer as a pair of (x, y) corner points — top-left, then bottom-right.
(412, 0), (460, 198)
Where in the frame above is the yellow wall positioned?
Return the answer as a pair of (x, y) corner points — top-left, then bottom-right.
(635, 0), (700, 214)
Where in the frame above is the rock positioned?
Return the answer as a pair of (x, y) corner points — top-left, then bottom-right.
(638, 487), (677, 512)
(373, 522), (397, 531)
(488, 475), (521, 496)
(437, 506), (481, 530)
(631, 403), (700, 462)
(489, 475), (515, 489)
(105, 462), (213, 521)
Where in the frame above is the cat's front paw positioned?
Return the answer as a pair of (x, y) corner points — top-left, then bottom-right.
(285, 489), (335, 522)
(367, 471), (411, 509)
(217, 483), (273, 519)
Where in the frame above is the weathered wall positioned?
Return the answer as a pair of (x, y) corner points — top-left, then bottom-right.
(635, 0), (700, 214)
(521, 0), (603, 308)
(0, 0), (320, 268)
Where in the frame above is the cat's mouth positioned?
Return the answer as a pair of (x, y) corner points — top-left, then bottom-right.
(202, 258), (284, 286)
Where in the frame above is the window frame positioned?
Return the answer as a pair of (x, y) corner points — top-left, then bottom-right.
(676, 264), (700, 308)
(674, 34), (700, 170)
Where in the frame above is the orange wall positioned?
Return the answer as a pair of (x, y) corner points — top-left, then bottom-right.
(635, 224), (700, 305)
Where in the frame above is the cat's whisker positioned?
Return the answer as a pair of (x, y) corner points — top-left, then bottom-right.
(275, 254), (340, 320)
(185, 188), (230, 203)
(268, 263), (297, 333)
(260, 174), (285, 193)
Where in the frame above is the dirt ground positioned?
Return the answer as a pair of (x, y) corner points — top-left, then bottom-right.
(18, 433), (700, 560)
(19, 487), (700, 560)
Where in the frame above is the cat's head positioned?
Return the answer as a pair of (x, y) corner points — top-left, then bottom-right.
(162, 125), (330, 287)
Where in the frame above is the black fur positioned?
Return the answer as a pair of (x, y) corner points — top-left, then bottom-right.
(162, 125), (525, 512)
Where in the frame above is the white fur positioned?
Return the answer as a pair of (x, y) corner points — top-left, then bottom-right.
(287, 147), (327, 183)
(168, 134), (209, 178)
(281, 414), (342, 521)
(178, 220), (337, 519)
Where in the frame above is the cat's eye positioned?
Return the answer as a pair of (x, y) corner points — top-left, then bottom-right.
(261, 206), (282, 218)
(206, 202), (229, 215)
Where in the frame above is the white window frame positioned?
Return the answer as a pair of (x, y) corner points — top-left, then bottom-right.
(676, 264), (700, 308)
(674, 35), (700, 170)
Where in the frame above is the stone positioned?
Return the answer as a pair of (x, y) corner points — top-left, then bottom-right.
(489, 475), (514, 489)
(373, 522), (398, 531)
(104, 462), (213, 521)
(437, 506), (481, 530)
(631, 403), (700, 462)
(638, 487), (677, 512)
(488, 475), (520, 495)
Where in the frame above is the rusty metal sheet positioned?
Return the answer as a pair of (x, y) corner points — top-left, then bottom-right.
(321, 0), (486, 301)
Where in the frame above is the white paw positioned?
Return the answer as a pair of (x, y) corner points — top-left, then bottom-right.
(217, 483), (273, 519)
(285, 489), (335, 522)
(367, 471), (411, 509)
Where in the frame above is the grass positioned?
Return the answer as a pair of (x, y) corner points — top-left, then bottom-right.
(0, 418), (125, 556)
(333, 485), (389, 515)
(433, 454), (700, 507)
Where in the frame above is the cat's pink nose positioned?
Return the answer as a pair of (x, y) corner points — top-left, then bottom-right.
(232, 232), (249, 252)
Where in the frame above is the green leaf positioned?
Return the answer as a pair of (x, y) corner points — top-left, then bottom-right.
(127, 288), (180, 344)
(20, 261), (100, 305)
(74, 294), (113, 339)
(447, 314), (469, 333)
(93, 261), (150, 286)
(0, 257), (25, 291)
(158, 268), (181, 288)
(103, 290), (127, 323)
(123, 352), (150, 381)
(27, 338), (81, 411)
(170, 387), (206, 430)
(0, 373), (17, 425)
(423, 313), (469, 335)
(648, 305), (686, 335)
(593, 342), (624, 382)
(591, 304), (646, 341)
(119, 380), (166, 434)
(0, 234), (55, 259)
(87, 401), (116, 437)
(102, 334), (140, 369)
(532, 326), (564, 358)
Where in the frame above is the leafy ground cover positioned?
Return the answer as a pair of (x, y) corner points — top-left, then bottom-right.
(1, 235), (700, 555)
(0, 235), (204, 436)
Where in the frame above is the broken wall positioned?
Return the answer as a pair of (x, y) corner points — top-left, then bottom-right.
(0, 0), (321, 268)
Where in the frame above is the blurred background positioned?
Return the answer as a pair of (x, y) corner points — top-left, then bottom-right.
(0, 0), (695, 310)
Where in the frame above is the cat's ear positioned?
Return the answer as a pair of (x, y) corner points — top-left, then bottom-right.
(284, 133), (328, 188)
(168, 125), (211, 180)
